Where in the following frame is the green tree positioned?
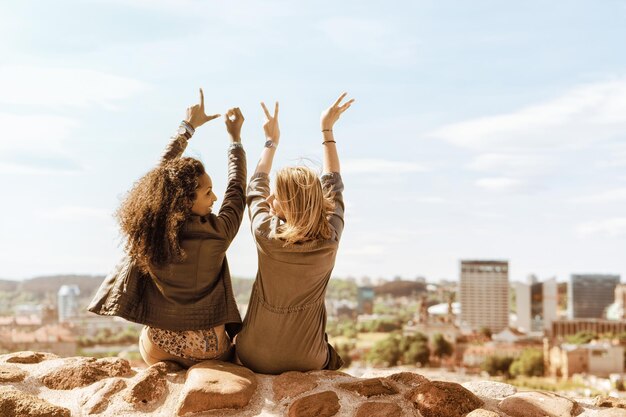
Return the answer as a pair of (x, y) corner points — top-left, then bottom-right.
(399, 333), (430, 366)
(367, 334), (402, 366)
(334, 342), (354, 368)
(432, 333), (454, 362)
(565, 331), (595, 345)
(482, 355), (514, 378)
(479, 327), (492, 340)
(509, 349), (544, 377)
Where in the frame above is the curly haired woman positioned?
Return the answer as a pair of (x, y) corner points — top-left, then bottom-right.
(89, 89), (246, 367)
(235, 93), (354, 374)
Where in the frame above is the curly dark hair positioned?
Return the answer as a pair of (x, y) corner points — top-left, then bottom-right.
(116, 157), (205, 272)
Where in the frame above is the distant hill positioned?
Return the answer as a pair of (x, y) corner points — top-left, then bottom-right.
(18, 275), (106, 298)
(374, 280), (427, 297)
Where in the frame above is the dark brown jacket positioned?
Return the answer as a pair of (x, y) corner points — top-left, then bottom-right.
(88, 134), (246, 336)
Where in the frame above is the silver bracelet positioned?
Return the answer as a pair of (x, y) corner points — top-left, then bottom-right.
(229, 142), (244, 150)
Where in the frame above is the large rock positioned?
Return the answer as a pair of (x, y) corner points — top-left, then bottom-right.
(462, 381), (517, 399)
(355, 401), (402, 417)
(0, 388), (70, 417)
(386, 372), (430, 389)
(499, 391), (580, 417)
(41, 357), (132, 390)
(273, 371), (318, 401)
(288, 390), (340, 417)
(337, 377), (399, 397)
(595, 395), (626, 409)
(598, 409), (626, 417)
(79, 378), (126, 414)
(176, 360), (257, 415)
(124, 364), (168, 406)
(2, 352), (58, 364)
(0, 365), (27, 383)
(405, 380), (483, 417)
(466, 410), (500, 417)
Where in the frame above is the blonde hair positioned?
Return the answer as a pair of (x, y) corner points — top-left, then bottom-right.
(270, 166), (335, 245)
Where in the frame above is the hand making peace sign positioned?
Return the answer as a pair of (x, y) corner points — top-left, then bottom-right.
(321, 92), (354, 131)
(260, 101), (280, 144)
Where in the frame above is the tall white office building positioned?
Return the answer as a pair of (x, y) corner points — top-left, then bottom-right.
(459, 260), (509, 333)
(515, 275), (557, 333)
(58, 285), (80, 323)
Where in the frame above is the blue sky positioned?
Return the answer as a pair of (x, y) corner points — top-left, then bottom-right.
(0, 0), (624, 283)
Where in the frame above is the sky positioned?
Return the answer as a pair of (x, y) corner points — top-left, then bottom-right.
(0, 0), (624, 283)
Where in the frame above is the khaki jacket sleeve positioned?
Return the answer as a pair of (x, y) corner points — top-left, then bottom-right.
(246, 172), (272, 239)
(321, 172), (345, 241)
(215, 145), (247, 242)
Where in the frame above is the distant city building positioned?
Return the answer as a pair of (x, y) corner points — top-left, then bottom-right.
(606, 284), (626, 320)
(551, 319), (626, 340)
(567, 274), (620, 319)
(58, 285), (80, 323)
(515, 275), (557, 333)
(357, 286), (375, 315)
(548, 342), (624, 378)
(459, 260), (509, 333)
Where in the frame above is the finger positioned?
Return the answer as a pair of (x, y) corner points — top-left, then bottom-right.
(260, 102), (271, 119)
(333, 92), (348, 107)
(199, 88), (204, 108)
(206, 114), (221, 121)
(274, 102), (279, 119)
(235, 107), (244, 119)
(338, 99), (355, 112)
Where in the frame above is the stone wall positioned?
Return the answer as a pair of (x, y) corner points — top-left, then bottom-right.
(0, 351), (624, 417)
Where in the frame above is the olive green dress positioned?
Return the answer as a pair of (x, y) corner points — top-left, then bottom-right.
(235, 172), (344, 374)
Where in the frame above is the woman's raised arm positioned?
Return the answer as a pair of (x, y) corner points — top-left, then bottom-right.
(160, 88), (221, 164)
(254, 101), (280, 175)
(320, 92), (354, 174)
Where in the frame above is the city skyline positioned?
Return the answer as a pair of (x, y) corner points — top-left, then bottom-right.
(0, 1), (625, 281)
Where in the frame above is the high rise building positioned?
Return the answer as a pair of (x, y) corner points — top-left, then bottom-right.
(459, 260), (509, 333)
(567, 274), (620, 319)
(58, 285), (80, 323)
(515, 275), (557, 333)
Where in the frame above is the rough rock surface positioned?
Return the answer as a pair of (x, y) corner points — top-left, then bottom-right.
(595, 395), (626, 409)
(354, 401), (402, 417)
(176, 360), (257, 415)
(2, 351), (58, 364)
(0, 364), (28, 383)
(79, 377), (126, 414)
(462, 380), (517, 399)
(405, 380), (483, 417)
(41, 357), (132, 390)
(466, 410), (501, 417)
(273, 371), (319, 401)
(337, 377), (399, 397)
(124, 364), (167, 406)
(0, 388), (70, 417)
(499, 391), (580, 417)
(288, 390), (341, 417)
(0, 351), (620, 417)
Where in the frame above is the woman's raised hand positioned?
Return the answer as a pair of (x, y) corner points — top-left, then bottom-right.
(225, 107), (244, 142)
(321, 92), (354, 131)
(185, 88), (221, 129)
(261, 101), (280, 145)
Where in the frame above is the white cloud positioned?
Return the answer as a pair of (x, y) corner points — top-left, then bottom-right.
(430, 78), (626, 151)
(0, 163), (81, 175)
(0, 113), (77, 152)
(42, 206), (112, 221)
(468, 153), (553, 176)
(0, 66), (149, 109)
(319, 17), (419, 67)
(577, 217), (626, 237)
(342, 158), (427, 174)
(475, 177), (525, 192)
(573, 187), (626, 203)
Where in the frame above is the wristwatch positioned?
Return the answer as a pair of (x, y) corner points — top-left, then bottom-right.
(264, 140), (276, 149)
(178, 121), (195, 139)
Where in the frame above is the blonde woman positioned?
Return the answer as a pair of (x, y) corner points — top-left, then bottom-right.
(235, 93), (354, 374)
